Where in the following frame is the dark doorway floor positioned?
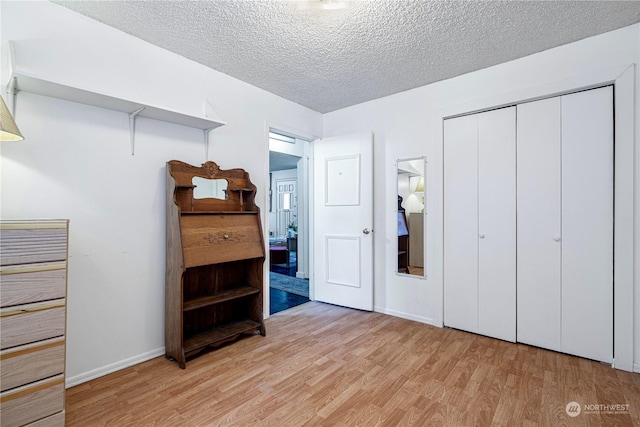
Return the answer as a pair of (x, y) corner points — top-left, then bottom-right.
(269, 251), (309, 314)
(269, 288), (309, 314)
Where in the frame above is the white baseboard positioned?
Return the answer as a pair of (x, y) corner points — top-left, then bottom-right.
(65, 347), (165, 388)
(374, 306), (434, 326)
(296, 271), (308, 279)
(634, 363), (640, 373)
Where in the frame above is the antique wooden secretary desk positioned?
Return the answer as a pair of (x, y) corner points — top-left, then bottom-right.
(165, 160), (265, 368)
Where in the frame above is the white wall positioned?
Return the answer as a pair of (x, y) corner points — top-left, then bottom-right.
(0, 1), (322, 385)
(324, 24), (640, 369)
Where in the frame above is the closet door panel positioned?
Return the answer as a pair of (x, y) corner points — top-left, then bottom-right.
(444, 114), (478, 333)
(561, 87), (613, 363)
(516, 98), (562, 352)
(477, 107), (516, 342)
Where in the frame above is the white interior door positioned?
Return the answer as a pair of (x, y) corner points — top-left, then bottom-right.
(275, 179), (297, 238)
(444, 108), (516, 341)
(313, 132), (373, 311)
(444, 114), (479, 333)
(477, 107), (516, 342)
(517, 87), (613, 363)
(561, 86), (613, 363)
(516, 97), (563, 352)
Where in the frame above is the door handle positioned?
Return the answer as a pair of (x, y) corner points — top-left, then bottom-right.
(363, 228), (371, 235)
(479, 233), (485, 239)
(553, 235), (561, 242)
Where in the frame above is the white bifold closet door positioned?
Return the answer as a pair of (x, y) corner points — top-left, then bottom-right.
(444, 107), (516, 342)
(517, 86), (613, 363)
(516, 97), (562, 352)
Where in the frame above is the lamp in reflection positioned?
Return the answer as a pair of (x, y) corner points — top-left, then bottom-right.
(414, 177), (424, 193)
(0, 96), (24, 141)
(414, 176), (424, 211)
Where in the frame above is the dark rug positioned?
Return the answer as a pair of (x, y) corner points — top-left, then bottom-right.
(269, 272), (309, 298)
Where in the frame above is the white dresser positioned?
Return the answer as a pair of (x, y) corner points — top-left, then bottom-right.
(0, 219), (69, 427)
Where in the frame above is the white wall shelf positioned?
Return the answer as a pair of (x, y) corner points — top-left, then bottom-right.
(2, 41), (225, 155)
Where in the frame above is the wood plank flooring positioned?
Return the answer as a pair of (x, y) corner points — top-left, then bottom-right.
(66, 302), (640, 426)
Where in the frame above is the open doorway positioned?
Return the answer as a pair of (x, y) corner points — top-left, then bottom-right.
(268, 130), (310, 314)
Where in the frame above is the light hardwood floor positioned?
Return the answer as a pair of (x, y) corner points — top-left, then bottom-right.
(67, 302), (640, 426)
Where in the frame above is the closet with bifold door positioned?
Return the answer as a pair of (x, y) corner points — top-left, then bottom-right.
(444, 106), (517, 343)
(444, 86), (613, 364)
(517, 87), (613, 363)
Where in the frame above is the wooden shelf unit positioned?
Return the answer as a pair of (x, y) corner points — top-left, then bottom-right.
(179, 211), (258, 215)
(183, 286), (260, 312)
(166, 160), (265, 368)
(183, 320), (262, 356)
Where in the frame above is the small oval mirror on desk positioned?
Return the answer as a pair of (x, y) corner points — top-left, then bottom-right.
(396, 157), (426, 278)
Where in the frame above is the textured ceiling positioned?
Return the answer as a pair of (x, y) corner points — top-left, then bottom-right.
(53, 0), (640, 113)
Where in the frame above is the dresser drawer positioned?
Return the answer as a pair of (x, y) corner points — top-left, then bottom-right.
(24, 411), (65, 427)
(0, 302), (65, 350)
(0, 262), (67, 308)
(0, 375), (64, 427)
(1, 337), (65, 392)
(0, 221), (68, 266)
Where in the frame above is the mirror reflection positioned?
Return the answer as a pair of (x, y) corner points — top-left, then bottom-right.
(192, 176), (228, 200)
(397, 157), (426, 277)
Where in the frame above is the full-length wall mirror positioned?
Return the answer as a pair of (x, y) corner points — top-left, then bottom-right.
(396, 157), (426, 277)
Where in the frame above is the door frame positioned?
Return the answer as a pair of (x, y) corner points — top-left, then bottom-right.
(434, 64), (636, 371)
(263, 122), (318, 318)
